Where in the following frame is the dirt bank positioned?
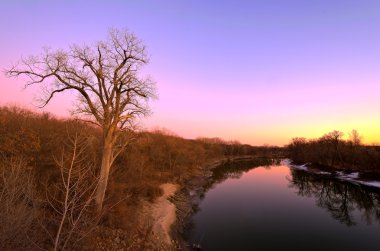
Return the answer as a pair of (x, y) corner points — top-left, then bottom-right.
(149, 183), (178, 245)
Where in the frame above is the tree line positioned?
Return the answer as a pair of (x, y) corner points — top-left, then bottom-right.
(287, 130), (380, 172)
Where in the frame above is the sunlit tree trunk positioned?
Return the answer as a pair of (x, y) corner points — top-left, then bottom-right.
(95, 128), (114, 212)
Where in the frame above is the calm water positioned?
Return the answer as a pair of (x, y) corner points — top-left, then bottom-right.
(188, 161), (380, 251)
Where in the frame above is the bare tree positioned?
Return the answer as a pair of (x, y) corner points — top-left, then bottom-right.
(46, 131), (100, 250)
(6, 28), (157, 211)
(323, 130), (344, 165)
(349, 129), (362, 146)
(348, 129), (362, 167)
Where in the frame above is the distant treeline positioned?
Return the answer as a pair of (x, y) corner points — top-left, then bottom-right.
(287, 130), (380, 172)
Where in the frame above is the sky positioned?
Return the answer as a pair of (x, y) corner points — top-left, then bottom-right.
(1, 0), (380, 146)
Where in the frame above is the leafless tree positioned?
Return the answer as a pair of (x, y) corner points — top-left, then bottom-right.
(323, 130), (344, 165)
(45, 131), (100, 250)
(6, 28), (157, 211)
(349, 129), (362, 146)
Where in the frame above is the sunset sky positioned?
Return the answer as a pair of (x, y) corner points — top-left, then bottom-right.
(1, 0), (380, 146)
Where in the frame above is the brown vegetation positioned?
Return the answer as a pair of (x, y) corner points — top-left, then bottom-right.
(0, 157), (37, 250)
(0, 105), (269, 250)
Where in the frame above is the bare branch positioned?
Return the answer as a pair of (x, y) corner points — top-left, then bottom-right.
(5, 28), (157, 211)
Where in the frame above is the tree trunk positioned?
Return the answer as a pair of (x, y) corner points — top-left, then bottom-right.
(95, 133), (114, 213)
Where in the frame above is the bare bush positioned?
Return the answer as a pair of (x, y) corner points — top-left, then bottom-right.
(0, 157), (37, 250)
(44, 130), (100, 251)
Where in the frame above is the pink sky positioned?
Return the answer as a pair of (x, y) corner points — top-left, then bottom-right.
(1, 1), (380, 146)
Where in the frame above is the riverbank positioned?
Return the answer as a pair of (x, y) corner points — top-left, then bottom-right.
(285, 159), (380, 189)
(163, 158), (234, 251)
(166, 157), (380, 250)
(146, 157), (380, 251)
(166, 156), (277, 250)
(88, 157), (273, 251)
(179, 158), (380, 251)
(148, 183), (178, 248)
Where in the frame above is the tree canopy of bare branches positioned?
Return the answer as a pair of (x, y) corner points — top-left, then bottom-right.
(6, 28), (157, 211)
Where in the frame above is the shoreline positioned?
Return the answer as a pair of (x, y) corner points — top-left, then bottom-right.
(169, 157), (380, 249)
(142, 156), (268, 250)
(146, 157), (380, 250)
(284, 159), (380, 189)
(169, 156), (275, 250)
(148, 183), (179, 249)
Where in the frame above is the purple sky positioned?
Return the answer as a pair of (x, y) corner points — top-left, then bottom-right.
(1, 0), (380, 145)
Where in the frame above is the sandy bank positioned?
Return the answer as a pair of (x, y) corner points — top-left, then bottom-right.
(149, 183), (178, 245)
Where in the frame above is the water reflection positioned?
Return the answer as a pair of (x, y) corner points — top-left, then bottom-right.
(186, 158), (276, 229)
(210, 158), (277, 185)
(188, 161), (380, 251)
(288, 169), (380, 226)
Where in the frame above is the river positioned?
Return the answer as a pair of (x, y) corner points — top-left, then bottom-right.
(187, 160), (380, 251)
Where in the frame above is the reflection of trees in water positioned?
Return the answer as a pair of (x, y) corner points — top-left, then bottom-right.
(202, 158), (279, 198)
(211, 158), (275, 185)
(185, 158), (276, 241)
(198, 158), (277, 195)
(289, 169), (380, 226)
